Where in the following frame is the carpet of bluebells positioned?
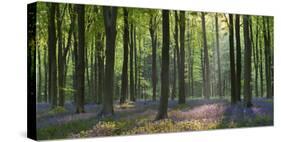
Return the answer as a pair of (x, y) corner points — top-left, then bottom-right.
(36, 98), (273, 140)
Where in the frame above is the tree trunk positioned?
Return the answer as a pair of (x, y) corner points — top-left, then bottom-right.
(37, 46), (42, 102)
(254, 17), (260, 97)
(44, 46), (48, 102)
(155, 10), (170, 120)
(120, 8), (129, 104)
(243, 15), (253, 107)
(57, 5), (65, 107)
(48, 3), (57, 108)
(130, 23), (135, 102)
(178, 11), (186, 104)
(229, 14), (237, 104)
(99, 6), (118, 117)
(235, 14), (241, 101)
(201, 12), (210, 99)
(171, 47), (177, 100)
(134, 26), (138, 100)
(250, 18), (259, 98)
(259, 18), (264, 97)
(215, 14), (222, 98)
(97, 33), (104, 104)
(76, 4), (85, 113)
(174, 11), (181, 103)
(149, 14), (157, 101)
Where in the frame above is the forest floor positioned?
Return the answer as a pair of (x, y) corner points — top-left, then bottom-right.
(36, 98), (273, 140)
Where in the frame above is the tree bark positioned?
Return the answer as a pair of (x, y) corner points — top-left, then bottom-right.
(99, 6), (118, 117)
(48, 3), (57, 108)
(43, 46), (48, 102)
(130, 23), (135, 102)
(178, 11), (186, 104)
(243, 15), (252, 107)
(229, 14), (237, 104)
(235, 14), (241, 101)
(201, 12), (210, 99)
(215, 14), (222, 98)
(37, 45), (42, 102)
(149, 14), (157, 101)
(120, 8), (129, 104)
(76, 4), (85, 113)
(155, 10), (170, 120)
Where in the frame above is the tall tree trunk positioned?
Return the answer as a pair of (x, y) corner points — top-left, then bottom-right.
(134, 26), (138, 100)
(215, 14), (222, 98)
(201, 48), (205, 98)
(259, 19), (264, 97)
(90, 39), (95, 102)
(48, 3), (57, 108)
(130, 23), (135, 102)
(255, 17), (260, 97)
(57, 5), (65, 107)
(267, 17), (273, 98)
(235, 14), (241, 101)
(120, 8), (129, 104)
(187, 15), (192, 98)
(37, 46), (42, 102)
(76, 4), (85, 113)
(174, 11), (181, 102)
(171, 47), (177, 100)
(97, 33), (104, 104)
(250, 17), (259, 98)
(201, 12), (210, 99)
(229, 14), (237, 104)
(178, 11), (186, 104)
(155, 10), (170, 120)
(99, 6), (118, 117)
(243, 15), (252, 107)
(149, 14), (157, 101)
(44, 46), (48, 102)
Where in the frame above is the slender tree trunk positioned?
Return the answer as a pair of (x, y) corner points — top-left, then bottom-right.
(57, 5), (65, 107)
(37, 46), (42, 102)
(263, 17), (272, 99)
(249, 18), (259, 98)
(201, 12), (210, 99)
(266, 17), (273, 98)
(96, 32), (104, 104)
(243, 15), (252, 107)
(120, 8), (129, 104)
(201, 48), (205, 98)
(76, 4), (85, 113)
(134, 26), (138, 100)
(44, 46), (48, 103)
(171, 47), (176, 100)
(130, 23), (135, 102)
(235, 14), (241, 101)
(174, 11), (181, 102)
(155, 10), (170, 120)
(259, 21), (264, 97)
(187, 15), (192, 98)
(48, 3), (57, 108)
(229, 14), (237, 104)
(149, 15), (157, 101)
(99, 6), (118, 117)
(255, 17), (260, 97)
(90, 39), (95, 102)
(178, 11), (186, 104)
(215, 14), (222, 98)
